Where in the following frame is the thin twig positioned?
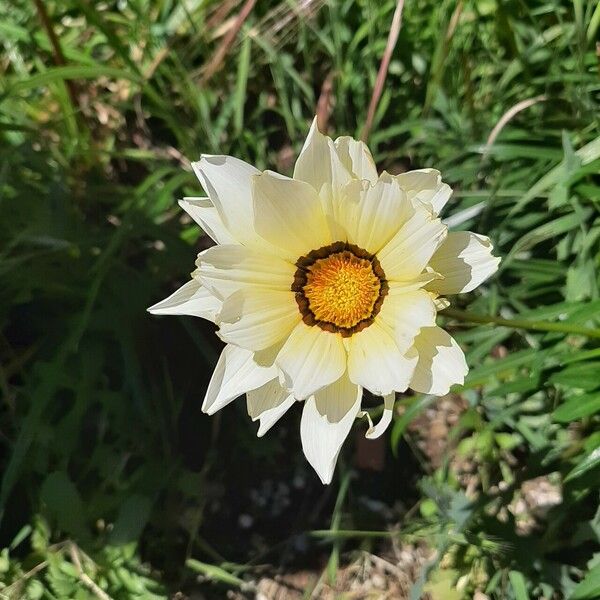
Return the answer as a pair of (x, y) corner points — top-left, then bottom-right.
(361, 0), (405, 142)
(484, 95), (547, 156)
(0, 560), (49, 598)
(316, 71), (334, 132)
(201, 0), (256, 84)
(69, 542), (114, 600)
(0, 542), (71, 598)
(32, 0), (79, 107)
(206, 0), (240, 30)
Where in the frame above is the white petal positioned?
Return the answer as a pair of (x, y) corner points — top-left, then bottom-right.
(191, 155), (266, 248)
(341, 172), (413, 254)
(378, 287), (437, 352)
(179, 197), (237, 245)
(378, 206), (447, 281)
(246, 378), (296, 437)
(196, 244), (296, 300)
(318, 179), (357, 242)
(293, 117), (352, 194)
(424, 184), (452, 215)
(218, 288), (299, 351)
(409, 326), (468, 395)
(276, 322), (346, 400)
(334, 136), (378, 183)
(427, 232), (500, 295)
(252, 170), (332, 261)
(147, 279), (220, 321)
(395, 169), (452, 215)
(300, 374), (362, 484)
(202, 345), (277, 415)
(358, 393), (395, 439)
(347, 320), (418, 396)
(257, 396), (296, 437)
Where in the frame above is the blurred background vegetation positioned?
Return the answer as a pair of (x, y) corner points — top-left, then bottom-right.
(0, 0), (599, 597)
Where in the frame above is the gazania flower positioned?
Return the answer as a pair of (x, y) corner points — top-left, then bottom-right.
(149, 119), (500, 484)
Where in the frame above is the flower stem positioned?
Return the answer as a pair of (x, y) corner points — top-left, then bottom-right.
(442, 308), (600, 339)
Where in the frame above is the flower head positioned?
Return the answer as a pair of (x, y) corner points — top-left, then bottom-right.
(149, 119), (500, 484)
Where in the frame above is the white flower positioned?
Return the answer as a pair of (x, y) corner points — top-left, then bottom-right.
(149, 119), (500, 484)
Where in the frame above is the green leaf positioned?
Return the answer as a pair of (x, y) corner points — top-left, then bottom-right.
(569, 565), (600, 600)
(4, 66), (143, 97)
(550, 364), (600, 391)
(390, 395), (436, 455)
(109, 495), (152, 546)
(423, 569), (462, 600)
(509, 135), (600, 216)
(186, 559), (245, 588)
(40, 471), (88, 539)
(509, 570), (530, 600)
(553, 394), (600, 422)
(566, 447), (600, 482)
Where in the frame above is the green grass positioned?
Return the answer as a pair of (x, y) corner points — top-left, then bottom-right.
(0, 0), (599, 598)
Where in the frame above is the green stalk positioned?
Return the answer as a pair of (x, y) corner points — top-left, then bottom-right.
(442, 308), (600, 339)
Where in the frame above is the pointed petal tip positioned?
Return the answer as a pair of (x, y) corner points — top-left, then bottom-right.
(309, 458), (334, 484)
(146, 299), (172, 315)
(318, 471), (333, 485)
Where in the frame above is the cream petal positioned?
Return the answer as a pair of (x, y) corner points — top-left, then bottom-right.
(192, 155), (266, 247)
(424, 184), (452, 215)
(147, 278), (220, 321)
(358, 393), (395, 439)
(252, 170), (332, 261)
(256, 396), (296, 437)
(427, 232), (500, 295)
(300, 374), (362, 484)
(179, 197), (237, 245)
(379, 286), (437, 352)
(276, 323), (346, 400)
(409, 326), (468, 395)
(334, 136), (378, 183)
(218, 288), (300, 351)
(434, 297), (450, 311)
(246, 378), (296, 437)
(196, 244), (296, 300)
(253, 338), (287, 368)
(395, 168), (452, 215)
(342, 172), (413, 254)
(395, 169), (440, 190)
(383, 270), (441, 293)
(378, 206), (447, 281)
(202, 345), (277, 415)
(347, 320), (418, 396)
(293, 117), (353, 195)
(329, 179), (359, 242)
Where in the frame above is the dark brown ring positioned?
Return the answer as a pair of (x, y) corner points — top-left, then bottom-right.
(292, 241), (388, 337)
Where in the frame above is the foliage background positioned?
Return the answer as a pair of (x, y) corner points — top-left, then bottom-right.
(0, 0), (599, 597)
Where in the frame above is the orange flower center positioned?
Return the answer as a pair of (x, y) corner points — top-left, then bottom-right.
(292, 242), (388, 336)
